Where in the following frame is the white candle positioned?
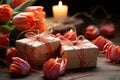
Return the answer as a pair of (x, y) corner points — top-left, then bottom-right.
(52, 1), (68, 22)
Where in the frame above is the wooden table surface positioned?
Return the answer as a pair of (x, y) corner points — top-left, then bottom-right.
(0, 57), (120, 80)
(0, 32), (120, 80)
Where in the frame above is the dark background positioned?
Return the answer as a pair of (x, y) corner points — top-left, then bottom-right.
(33, 0), (120, 32)
(34, 0), (120, 17)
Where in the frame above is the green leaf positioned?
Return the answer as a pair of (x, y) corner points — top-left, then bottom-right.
(14, 0), (37, 12)
(1, 25), (15, 32)
(0, 0), (4, 4)
(5, 0), (10, 4)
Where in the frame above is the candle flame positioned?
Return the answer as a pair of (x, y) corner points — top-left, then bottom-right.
(55, 57), (58, 62)
(70, 29), (73, 32)
(58, 1), (62, 7)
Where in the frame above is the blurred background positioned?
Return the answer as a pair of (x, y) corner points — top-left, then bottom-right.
(34, 0), (120, 17)
(33, 0), (120, 33)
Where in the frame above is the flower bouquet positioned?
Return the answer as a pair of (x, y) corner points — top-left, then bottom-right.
(0, 0), (47, 53)
(0, 0), (48, 68)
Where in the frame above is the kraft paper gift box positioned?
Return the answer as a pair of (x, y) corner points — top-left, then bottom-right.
(16, 33), (61, 67)
(60, 39), (99, 69)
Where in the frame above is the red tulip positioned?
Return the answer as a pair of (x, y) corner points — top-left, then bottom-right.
(42, 57), (67, 79)
(10, 0), (27, 8)
(6, 47), (18, 62)
(34, 18), (47, 32)
(100, 23), (115, 37)
(106, 45), (120, 63)
(92, 36), (113, 51)
(9, 57), (31, 75)
(12, 12), (35, 30)
(25, 6), (45, 19)
(0, 27), (9, 49)
(25, 6), (47, 32)
(0, 4), (13, 23)
(85, 25), (100, 40)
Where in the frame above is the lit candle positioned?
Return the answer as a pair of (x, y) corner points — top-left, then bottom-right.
(63, 29), (77, 41)
(52, 1), (68, 22)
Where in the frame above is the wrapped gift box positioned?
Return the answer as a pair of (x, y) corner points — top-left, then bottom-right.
(16, 33), (61, 67)
(61, 39), (99, 69)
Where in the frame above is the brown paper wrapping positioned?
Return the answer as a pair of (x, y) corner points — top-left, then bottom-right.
(16, 35), (61, 67)
(61, 39), (99, 69)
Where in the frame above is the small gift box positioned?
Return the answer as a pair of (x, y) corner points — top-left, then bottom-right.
(15, 33), (61, 67)
(60, 39), (99, 69)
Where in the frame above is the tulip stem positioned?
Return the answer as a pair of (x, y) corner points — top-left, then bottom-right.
(6, 19), (11, 26)
(14, 0), (37, 12)
(0, 0), (4, 4)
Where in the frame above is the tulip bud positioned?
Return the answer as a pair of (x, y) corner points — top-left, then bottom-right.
(85, 25), (100, 40)
(106, 45), (120, 63)
(9, 57), (31, 75)
(42, 58), (67, 79)
(34, 18), (47, 32)
(92, 36), (113, 51)
(25, 6), (47, 32)
(0, 4), (13, 23)
(12, 12), (35, 31)
(10, 0), (27, 8)
(100, 23), (115, 38)
(25, 6), (44, 19)
(63, 29), (77, 41)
